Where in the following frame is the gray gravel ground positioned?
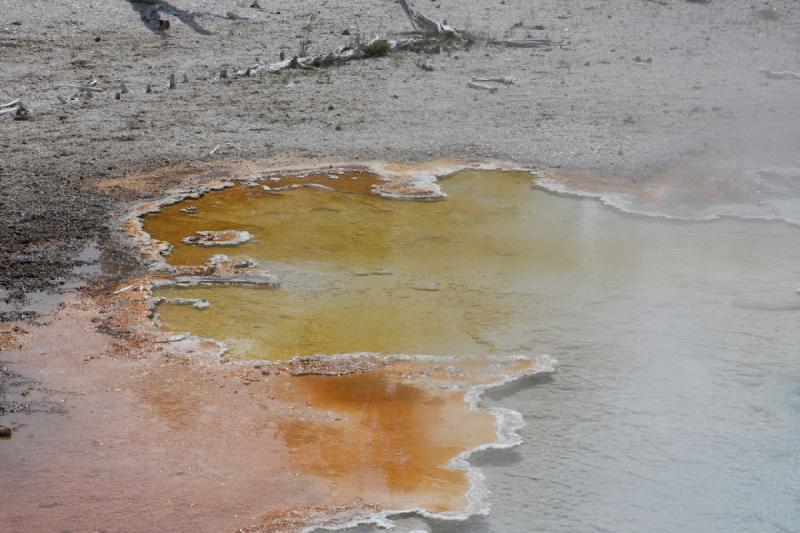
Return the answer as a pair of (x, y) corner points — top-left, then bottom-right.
(1, 0), (799, 307)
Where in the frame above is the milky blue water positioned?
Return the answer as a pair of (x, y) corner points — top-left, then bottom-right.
(336, 176), (800, 533)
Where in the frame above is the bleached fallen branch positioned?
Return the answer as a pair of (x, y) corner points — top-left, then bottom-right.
(208, 142), (242, 156)
(0, 99), (28, 119)
(398, 0), (462, 38)
(231, 1), (554, 80)
(472, 76), (515, 85)
(112, 284), (135, 295)
(760, 69), (800, 80)
(467, 80), (498, 94)
(398, 0), (557, 49)
(236, 38), (418, 76)
(489, 38), (555, 49)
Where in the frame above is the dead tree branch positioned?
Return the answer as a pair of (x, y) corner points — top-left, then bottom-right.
(398, 0), (462, 38)
(0, 99), (28, 120)
(472, 76), (515, 85)
(238, 38), (419, 76)
(467, 80), (498, 93)
(760, 69), (800, 80)
(232, 1), (557, 79)
(398, 0), (558, 49)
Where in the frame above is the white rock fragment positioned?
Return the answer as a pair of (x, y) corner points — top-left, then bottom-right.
(182, 230), (252, 246)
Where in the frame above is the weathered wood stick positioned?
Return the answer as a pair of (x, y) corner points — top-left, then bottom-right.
(760, 69), (800, 80)
(467, 80), (498, 93)
(472, 76), (515, 85)
(239, 38), (420, 76)
(490, 38), (554, 48)
(398, 0), (557, 48)
(397, 0), (462, 37)
(208, 142), (242, 156)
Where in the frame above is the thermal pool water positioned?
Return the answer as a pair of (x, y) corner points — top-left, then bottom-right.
(144, 169), (800, 532)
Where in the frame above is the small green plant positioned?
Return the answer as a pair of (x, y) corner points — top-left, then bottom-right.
(362, 39), (391, 58)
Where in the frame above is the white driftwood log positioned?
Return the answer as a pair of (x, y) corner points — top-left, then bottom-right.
(467, 80), (498, 94)
(398, 0), (461, 37)
(490, 38), (555, 49)
(398, 0), (556, 49)
(234, 1), (555, 79)
(760, 69), (800, 80)
(472, 76), (515, 85)
(208, 142), (242, 156)
(0, 99), (27, 119)
(237, 38), (419, 76)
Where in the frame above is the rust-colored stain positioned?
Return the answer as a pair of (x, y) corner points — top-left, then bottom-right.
(0, 295), (532, 532)
(276, 371), (492, 512)
(0, 163), (549, 531)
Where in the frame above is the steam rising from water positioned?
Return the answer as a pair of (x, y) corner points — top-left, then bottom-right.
(537, 164), (800, 227)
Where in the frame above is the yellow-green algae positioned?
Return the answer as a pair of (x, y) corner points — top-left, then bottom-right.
(145, 168), (768, 360)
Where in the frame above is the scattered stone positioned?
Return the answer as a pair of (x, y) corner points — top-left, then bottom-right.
(145, 83), (152, 94)
(168, 73), (176, 89)
(0, 426), (12, 439)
